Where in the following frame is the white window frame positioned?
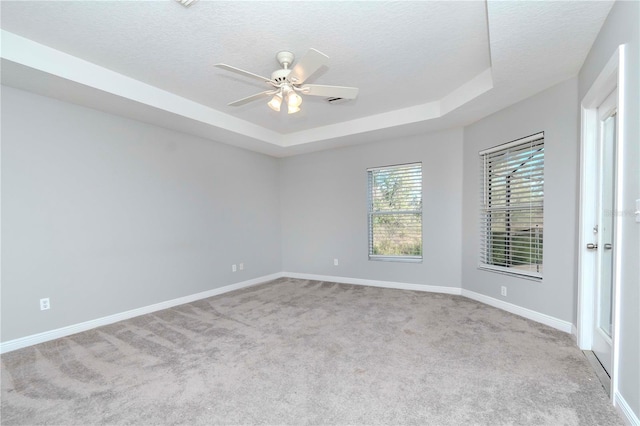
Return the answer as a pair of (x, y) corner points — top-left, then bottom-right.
(479, 133), (544, 279)
(367, 163), (422, 262)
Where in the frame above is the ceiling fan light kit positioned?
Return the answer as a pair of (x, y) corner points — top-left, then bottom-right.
(215, 49), (359, 115)
(287, 90), (302, 107)
(268, 80), (303, 114)
(287, 103), (300, 115)
(267, 92), (283, 112)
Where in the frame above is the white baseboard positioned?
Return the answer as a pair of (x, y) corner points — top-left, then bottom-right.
(571, 323), (579, 345)
(461, 289), (573, 333)
(283, 272), (463, 295)
(2, 271), (634, 421)
(615, 391), (640, 426)
(283, 272), (571, 333)
(0, 272), (575, 353)
(0, 272), (284, 354)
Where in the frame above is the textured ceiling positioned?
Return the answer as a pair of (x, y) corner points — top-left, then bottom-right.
(0, 0), (614, 156)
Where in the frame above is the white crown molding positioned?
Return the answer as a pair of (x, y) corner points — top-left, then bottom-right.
(0, 30), (283, 146)
(440, 67), (494, 115)
(0, 30), (493, 155)
(281, 69), (494, 148)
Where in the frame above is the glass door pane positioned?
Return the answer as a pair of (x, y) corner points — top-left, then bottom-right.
(598, 113), (616, 338)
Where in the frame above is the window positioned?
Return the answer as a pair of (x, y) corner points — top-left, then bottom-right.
(479, 133), (544, 279)
(367, 163), (422, 262)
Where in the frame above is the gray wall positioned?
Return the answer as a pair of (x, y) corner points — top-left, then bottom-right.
(1, 86), (282, 341)
(461, 78), (579, 323)
(2, 6), (638, 414)
(280, 129), (463, 288)
(579, 0), (639, 417)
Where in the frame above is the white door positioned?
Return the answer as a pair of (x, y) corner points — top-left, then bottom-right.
(589, 89), (617, 375)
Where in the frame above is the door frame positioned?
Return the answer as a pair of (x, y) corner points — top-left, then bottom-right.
(577, 45), (626, 402)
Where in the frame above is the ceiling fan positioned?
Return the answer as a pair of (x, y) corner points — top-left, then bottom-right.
(215, 48), (359, 114)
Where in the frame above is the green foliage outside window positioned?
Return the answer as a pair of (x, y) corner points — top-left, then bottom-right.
(368, 164), (422, 259)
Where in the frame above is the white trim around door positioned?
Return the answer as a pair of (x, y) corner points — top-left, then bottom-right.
(578, 45), (626, 405)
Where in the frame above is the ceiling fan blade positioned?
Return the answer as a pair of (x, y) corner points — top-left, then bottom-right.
(287, 48), (329, 84)
(228, 90), (277, 106)
(215, 64), (273, 84)
(299, 84), (359, 100)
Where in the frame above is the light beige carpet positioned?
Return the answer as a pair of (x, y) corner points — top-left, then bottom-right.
(1, 277), (623, 425)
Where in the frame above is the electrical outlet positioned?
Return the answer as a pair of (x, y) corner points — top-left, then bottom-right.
(232, 264), (237, 272)
(334, 258), (339, 266)
(40, 298), (50, 311)
(501, 286), (507, 297)
(239, 263), (244, 271)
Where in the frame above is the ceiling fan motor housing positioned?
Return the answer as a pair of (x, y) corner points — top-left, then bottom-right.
(271, 68), (292, 84)
(276, 51), (294, 67)
(271, 51), (295, 84)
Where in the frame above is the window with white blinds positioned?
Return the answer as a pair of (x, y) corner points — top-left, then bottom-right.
(479, 133), (544, 278)
(367, 163), (422, 262)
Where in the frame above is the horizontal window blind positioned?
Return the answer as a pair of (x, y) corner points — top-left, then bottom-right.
(368, 163), (422, 261)
(479, 134), (544, 278)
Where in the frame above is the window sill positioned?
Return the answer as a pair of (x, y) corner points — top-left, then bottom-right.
(369, 256), (422, 263)
(478, 265), (543, 281)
